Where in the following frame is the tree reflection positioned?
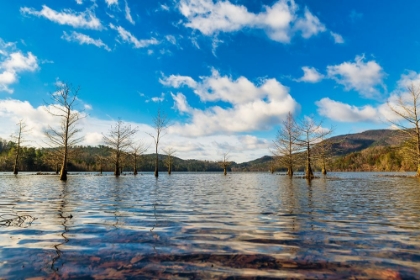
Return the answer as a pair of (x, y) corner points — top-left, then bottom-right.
(51, 182), (72, 272)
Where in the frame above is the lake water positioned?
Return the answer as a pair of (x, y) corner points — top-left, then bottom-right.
(0, 172), (419, 279)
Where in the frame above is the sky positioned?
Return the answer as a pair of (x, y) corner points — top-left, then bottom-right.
(1, 0), (420, 163)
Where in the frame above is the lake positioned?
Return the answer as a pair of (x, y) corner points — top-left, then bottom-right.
(0, 172), (419, 279)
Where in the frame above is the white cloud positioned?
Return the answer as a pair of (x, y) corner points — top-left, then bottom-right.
(109, 24), (159, 48)
(296, 66), (324, 83)
(171, 92), (191, 113)
(150, 93), (165, 103)
(20, 5), (102, 29)
(165, 35), (177, 45)
(315, 71), (420, 123)
(124, 0), (135, 25)
(178, 0), (330, 43)
(0, 98), (271, 162)
(316, 98), (378, 122)
(61, 31), (111, 51)
(76, 0), (83, 4)
(330, 31), (344, 44)
(106, 0), (118, 6)
(161, 70), (299, 136)
(327, 54), (385, 98)
(0, 39), (39, 93)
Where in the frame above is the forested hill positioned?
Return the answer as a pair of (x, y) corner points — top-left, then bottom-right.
(0, 129), (415, 172)
(328, 129), (404, 156)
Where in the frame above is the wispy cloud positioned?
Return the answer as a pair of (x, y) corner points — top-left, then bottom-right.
(124, 0), (135, 25)
(61, 31), (111, 51)
(330, 31), (344, 44)
(109, 24), (159, 48)
(20, 5), (102, 29)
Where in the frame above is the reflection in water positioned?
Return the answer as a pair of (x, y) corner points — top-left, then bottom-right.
(51, 182), (71, 272)
(0, 172), (419, 278)
(0, 214), (36, 228)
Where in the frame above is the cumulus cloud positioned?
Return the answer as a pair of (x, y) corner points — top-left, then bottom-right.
(109, 24), (159, 48)
(296, 66), (324, 83)
(178, 0), (333, 43)
(61, 31), (111, 51)
(161, 69), (299, 136)
(20, 5), (102, 29)
(316, 72), (420, 123)
(316, 98), (379, 122)
(0, 98), (270, 162)
(76, 0), (83, 4)
(327, 54), (385, 98)
(0, 39), (39, 93)
(124, 0), (135, 25)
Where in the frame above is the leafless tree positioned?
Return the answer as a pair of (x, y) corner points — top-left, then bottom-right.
(272, 112), (301, 176)
(313, 135), (333, 175)
(95, 155), (107, 174)
(297, 118), (332, 179)
(131, 141), (147, 175)
(103, 120), (137, 177)
(147, 109), (169, 178)
(162, 147), (176, 175)
(220, 152), (231, 175)
(11, 120), (29, 174)
(387, 83), (420, 176)
(44, 83), (84, 180)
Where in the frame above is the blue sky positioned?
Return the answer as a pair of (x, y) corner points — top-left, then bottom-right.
(1, 0), (420, 162)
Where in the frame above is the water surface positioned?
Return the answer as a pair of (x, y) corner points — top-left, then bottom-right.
(0, 172), (419, 278)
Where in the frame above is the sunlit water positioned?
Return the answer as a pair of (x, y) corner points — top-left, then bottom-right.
(0, 172), (419, 279)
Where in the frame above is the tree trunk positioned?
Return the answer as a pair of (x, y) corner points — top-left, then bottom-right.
(417, 164), (420, 178)
(134, 156), (138, 175)
(115, 161), (120, 177)
(59, 157), (67, 181)
(322, 162), (327, 175)
(100, 163), (103, 174)
(168, 163), (172, 175)
(154, 153), (159, 178)
(305, 143), (314, 179)
(270, 166), (274, 174)
(13, 158), (18, 175)
(56, 163), (59, 174)
(287, 166), (293, 177)
(223, 166), (227, 175)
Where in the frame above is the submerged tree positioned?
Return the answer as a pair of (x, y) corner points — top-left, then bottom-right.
(272, 112), (301, 177)
(297, 118), (332, 179)
(220, 152), (231, 175)
(387, 83), (420, 177)
(162, 147), (176, 175)
(45, 83), (84, 180)
(11, 120), (29, 174)
(131, 141), (147, 175)
(103, 120), (137, 177)
(148, 109), (169, 178)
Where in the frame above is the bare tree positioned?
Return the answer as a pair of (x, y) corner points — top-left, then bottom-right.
(220, 152), (231, 175)
(11, 120), (29, 174)
(44, 83), (84, 180)
(147, 109), (169, 178)
(387, 83), (420, 176)
(297, 118), (332, 179)
(272, 112), (301, 177)
(131, 141), (147, 175)
(162, 147), (176, 175)
(103, 120), (137, 177)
